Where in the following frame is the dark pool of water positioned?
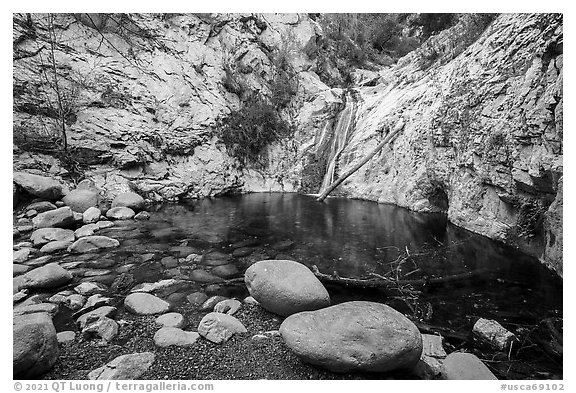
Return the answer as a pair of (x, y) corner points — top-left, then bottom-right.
(55, 193), (562, 378)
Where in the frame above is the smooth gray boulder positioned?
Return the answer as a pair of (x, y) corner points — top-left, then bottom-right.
(32, 207), (75, 228)
(13, 312), (59, 378)
(40, 240), (73, 254)
(279, 301), (423, 373)
(68, 236), (120, 253)
(244, 259), (330, 316)
(106, 207), (135, 220)
(111, 192), (145, 211)
(441, 352), (498, 380)
(124, 293), (171, 315)
(153, 327), (199, 347)
(197, 312), (247, 343)
(21, 263), (73, 289)
(13, 172), (62, 200)
(30, 228), (75, 246)
(82, 207), (101, 224)
(62, 189), (98, 213)
(88, 352), (155, 380)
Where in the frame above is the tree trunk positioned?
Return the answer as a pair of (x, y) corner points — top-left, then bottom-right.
(316, 119), (404, 202)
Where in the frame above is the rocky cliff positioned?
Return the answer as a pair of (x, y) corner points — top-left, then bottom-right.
(13, 13), (563, 275)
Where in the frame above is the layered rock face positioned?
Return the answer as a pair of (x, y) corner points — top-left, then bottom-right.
(13, 13), (563, 275)
(293, 14), (563, 274)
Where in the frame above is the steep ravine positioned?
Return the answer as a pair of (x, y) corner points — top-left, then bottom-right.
(13, 13), (562, 275)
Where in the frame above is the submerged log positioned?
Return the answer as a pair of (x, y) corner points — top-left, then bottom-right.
(316, 119), (405, 202)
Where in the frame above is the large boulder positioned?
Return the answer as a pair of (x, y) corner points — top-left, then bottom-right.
(21, 263), (73, 289)
(13, 172), (62, 200)
(244, 260), (330, 316)
(88, 352), (155, 380)
(32, 207), (75, 228)
(13, 312), (59, 378)
(62, 189), (98, 213)
(279, 301), (423, 373)
(111, 192), (145, 211)
(441, 352), (498, 380)
(30, 228), (75, 246)
(68, 236), (120, 253)
(124, 293), (171, 315)
(197, 312), (247, 344)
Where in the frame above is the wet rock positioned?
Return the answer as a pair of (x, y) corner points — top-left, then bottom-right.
(161, 256), (179, 268)
(13, 172), (62, 200)
(280, 301), (423, 373)
(13, 264), (30, 277)
(200, 295), (228, 311)
(32, 207), (75, 229)
(124, 293), (171, 315)
(27, 201), (57, 213)
(189, 269), (225, 283)
(214, 299), (241, 315)
(40, 240), (73, 254)
(68, 236), (120, 253)
(154, 327), (199, 347)
(197, 312), (247, 344)
(170, 245), (200, 257)
(201, 251), (232, 266)
(245, 259), (330, 316)
(106, 207), (135, 220)
(88, 352), (155, 380)
(472, 318), (516, 351)
(30, 228), (75, 246)
(232, 247), (254, 257)
(131, 279), (181, 293)
(21, 263), (73, 289)
(82, 315), (119, 343)
(187, 292), (209, 307)
(441, 352), (497, 380)
(74, 223), (100, 238)
(134, 211), (150, 220)
(155, 312), (186, 328)
(211, 264), (239, 278)
(84, 269), (113, 277)
(111, 192), (145, 211)
(13, 312), (59, 378)
(272, 240), (294, 251)
(13, 248), (31, 263)
(57, 331), (76, 344)
(83, 206), (102, 224)
(62, 189), (98, 213)
(76, 306), (117, 329)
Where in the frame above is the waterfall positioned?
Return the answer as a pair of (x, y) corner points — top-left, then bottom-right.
(319, 94), (358, 193)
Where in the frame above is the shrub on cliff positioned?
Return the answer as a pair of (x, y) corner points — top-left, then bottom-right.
(219, 95), (294, 168)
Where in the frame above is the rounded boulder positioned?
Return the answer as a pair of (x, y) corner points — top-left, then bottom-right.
(244, 260), (330, 316)
(111, 192), (145, 211)
(62, 189), (98, 213)
(279, 301), (423, 373)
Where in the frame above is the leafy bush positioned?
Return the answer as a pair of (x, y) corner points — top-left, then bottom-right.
(219, 95), (294, 168)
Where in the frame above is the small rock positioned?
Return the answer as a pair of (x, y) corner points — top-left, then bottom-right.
(441, 352), (498, 380)
(243, 296), (259, 305)
(153, 327), (199, 347)
(24, 255), (52, 267)
(26, 209), (38, 218)
(31, 228), (75, 246)
(84, 294), (112, 309)
(414, 334), (447, 379)
(214, 299), (241, 315)
(68, 236), (120, 253)
(134, 211), (150, 220)
(82, 315), (119, 342)
(82, 206), (102, 224)
(13, 248), (31, 263)
(21, 263), (73, 289)
(62, 189), (98, 213)
(76, 306), (117, 329)
(40, 240), (73, 254)
(111, 192), (145, 211)
(124, 293), (171, 315)
(272, 240), (294, 251)
(252, 334), (268, 341)
(63, 294), (86, 310)
(97, 220), (114, 229)
(106, 207), (135, 220)
(189, 269), (224, 283)
(197, 312), (247, 344)
(211, 264), (239, 278)
(57, 331), (76, 344)
(27, 201), (57, 213)
(88, 352), (155, 380)
(473, 318), (516, 351)
(131, 279), (180, 293)
(232, 247), (254, 257)
(155, 312), (186, 328)
(160, 256), (178, 268)
(13, 290), (28, 303)
(32, 207), (75, 229)
(187, 292), (209, 307)
(74, 224), (100, 238)
(200, 295), (228, 311)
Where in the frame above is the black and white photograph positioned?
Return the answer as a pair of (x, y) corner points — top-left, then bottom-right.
(11, 8), (564, 386)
